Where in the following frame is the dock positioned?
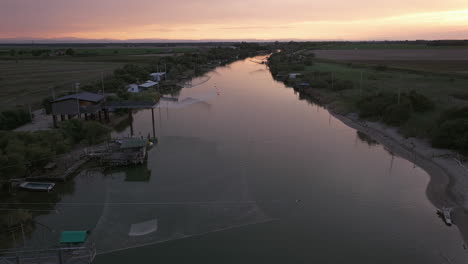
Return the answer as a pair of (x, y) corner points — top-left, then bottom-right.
(0, 246), (96, 264)
(87, 138), (149, 166)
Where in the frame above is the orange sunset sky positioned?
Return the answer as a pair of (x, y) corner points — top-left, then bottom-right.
(2, 0), (468, 41)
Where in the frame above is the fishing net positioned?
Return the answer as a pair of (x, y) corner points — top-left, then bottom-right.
(84, 136), (272, 254)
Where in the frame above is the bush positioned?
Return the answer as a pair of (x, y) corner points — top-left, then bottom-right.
(331, 80), (354, 91)
(408, 91), (434, 112)
(382, 102), (412, 126)
(432, 119), (468, 153)
(375, 64), (388, 71)
(83, 122), (111, 145)
(42, 96), (53, 114)
(356, 93), (396, 119)
(0, 109), (30, 130)
(60, 119), (110, 145)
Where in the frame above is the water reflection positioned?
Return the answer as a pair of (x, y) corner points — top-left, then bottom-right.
(356, 131), (379, 147)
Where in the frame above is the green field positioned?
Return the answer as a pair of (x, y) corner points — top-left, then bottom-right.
(278, 59), (468, 138)
(0, 45), (201, 110)
(311, 43), (468, 50)
(0, 60), (124, 109)
(0, 47), (198, 57)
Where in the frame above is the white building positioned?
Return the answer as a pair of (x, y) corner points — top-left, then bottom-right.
(127, 84), (140, 93)
(139, 81), (158, 89)
(288, 73), (302, 79)
(149, 72), (166, 82)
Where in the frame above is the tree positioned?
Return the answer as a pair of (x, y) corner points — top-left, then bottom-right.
(65, 48), (75, 56)
(9, 49), (16, 56)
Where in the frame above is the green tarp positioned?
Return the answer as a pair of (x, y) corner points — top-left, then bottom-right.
(59, 231), (87, 244)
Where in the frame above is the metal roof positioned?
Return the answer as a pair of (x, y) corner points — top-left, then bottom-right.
(150, 72), (166, 76)
(120, 138), (147, 149)
(139, 81), (159, 88)
(53, 92), (104, 103)
(103, 101), (158, 109)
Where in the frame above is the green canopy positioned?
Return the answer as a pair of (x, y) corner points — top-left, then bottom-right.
(59, 231), (87, 244)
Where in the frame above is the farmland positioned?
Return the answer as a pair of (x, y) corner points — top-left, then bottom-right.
(313, 49), (468, 75)
(0, 60), (124, 109)
(268, 46), (468, 139)
(0, 45), (203, 110)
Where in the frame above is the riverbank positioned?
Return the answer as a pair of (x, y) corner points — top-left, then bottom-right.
(324, 105), (468, 242)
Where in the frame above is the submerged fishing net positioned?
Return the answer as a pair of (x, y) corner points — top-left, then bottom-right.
(84, 136), (272, 254)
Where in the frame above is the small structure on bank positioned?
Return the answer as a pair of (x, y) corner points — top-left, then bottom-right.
(288, 73), (302, 79)
(149, 72), (166, 82)
(50, 92), (107, 127)
(139, 80), (158, 89)
(127, 81), (159, 93)
(89, 138), (149, 166)
(127, 83), (140, 93)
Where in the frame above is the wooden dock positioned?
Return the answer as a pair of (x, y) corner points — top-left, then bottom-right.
(25, 157), (89, 182)
(0, 246), (96, 264)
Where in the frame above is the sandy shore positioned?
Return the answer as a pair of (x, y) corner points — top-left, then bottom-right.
(328, 109), (468, 243)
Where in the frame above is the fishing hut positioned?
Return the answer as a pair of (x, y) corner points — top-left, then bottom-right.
(92, 138), (149, 166)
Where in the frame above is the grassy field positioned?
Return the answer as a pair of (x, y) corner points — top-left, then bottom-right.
(0, 60), (124, 109)
(311, 42), (468, 50)
(0, 46), (199, 57)
(0, 45), (200, 110)
(288, 60), (468, 138)
(313, 49), (468, 75)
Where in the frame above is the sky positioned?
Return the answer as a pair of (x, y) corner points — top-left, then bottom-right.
(1, 0), (468, 41)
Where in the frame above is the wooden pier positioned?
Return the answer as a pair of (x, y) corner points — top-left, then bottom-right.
(87, 138), (149, 166)
(0, 246), (96, 264)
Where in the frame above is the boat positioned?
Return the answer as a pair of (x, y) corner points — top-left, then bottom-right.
(19, 182), (55, 192)
(436, 207), (453, 226)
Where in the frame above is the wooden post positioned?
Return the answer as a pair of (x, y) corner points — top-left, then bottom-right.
(129, 111), (134, 137)
(60, 115), (65, 121)
(58, 249), (64, 264)
(53, 115), (57, 128)
(151, 108), (156, 140)
(98, 111), (102, 122)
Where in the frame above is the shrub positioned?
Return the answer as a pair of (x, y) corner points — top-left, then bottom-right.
(331, 80), (354, 91)
(60, 119), (110, 145)
(375, 64), (388, 71)
(382, 102), (412, 126)
(356, 93), (395, 119)
(0, 109), (30, 130)
(432, 119), (468, 153)
(408, 91), (434, 112)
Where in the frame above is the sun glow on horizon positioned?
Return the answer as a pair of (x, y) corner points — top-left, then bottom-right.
(2, 0), (468, 41)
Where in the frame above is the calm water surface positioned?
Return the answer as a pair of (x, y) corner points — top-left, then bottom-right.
(22, 57), (468, 263)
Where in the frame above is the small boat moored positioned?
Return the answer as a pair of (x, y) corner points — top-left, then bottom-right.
(19, 182), (56, 192)
(437, 207), (453, 226)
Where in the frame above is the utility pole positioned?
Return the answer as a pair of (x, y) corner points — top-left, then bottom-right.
(397, 75), (401, 104)
(360, 71), (363, 97)
(21, 223), (26, 248)
(331, 72), (334, 90)
(101, 72), (105, 95)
